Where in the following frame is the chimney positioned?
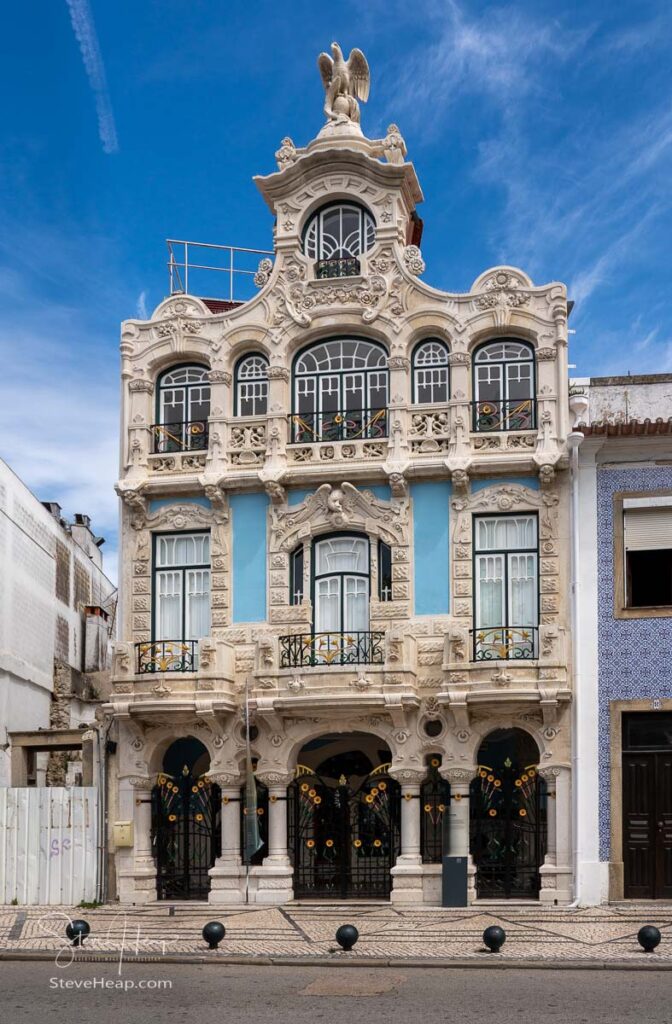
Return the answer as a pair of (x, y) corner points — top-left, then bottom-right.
(42, 501), (62, 519)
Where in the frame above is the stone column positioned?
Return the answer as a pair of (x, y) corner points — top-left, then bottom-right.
(206, 370), (231, 473)
(389, 768), (425, 905)
(126, 379), (154, 479)
(265, 366), (289, 472)
(209, 775), (245, 905)
(538, 765), (571, 904)
(447, 352), (471, 458)
(249, 772), (294, 905)
(122, 776), (156, 904)
(441, 766), (478, 903)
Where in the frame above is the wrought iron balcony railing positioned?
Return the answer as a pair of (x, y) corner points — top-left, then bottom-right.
(472, 399), (536, 432)
(279, 631), (385, 668)
(151, 420), (209, 453)
(316, 256), (361, 279)
(470, 626), (538, 662)
(136, 640), (198, 673)
(289, 408), (388, 444)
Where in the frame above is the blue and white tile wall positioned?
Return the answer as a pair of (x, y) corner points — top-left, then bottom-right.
(597, 465), (672, 860)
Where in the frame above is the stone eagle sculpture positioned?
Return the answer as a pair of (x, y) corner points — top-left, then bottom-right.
(318, 42), (370, 124)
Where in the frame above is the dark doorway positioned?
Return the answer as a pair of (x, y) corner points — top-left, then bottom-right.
(288, 733), (401, 899)
(623, 712), (672, 899)
(470, 728), (546, 899)
(152, 736), (220, 900)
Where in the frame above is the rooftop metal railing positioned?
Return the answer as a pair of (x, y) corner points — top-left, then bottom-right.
(166, 239), (274, 303)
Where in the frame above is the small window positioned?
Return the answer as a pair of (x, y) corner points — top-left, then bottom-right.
(473, 339), (535, 431)
(155, 364), (210, 452)
(303, 203), (376, 278)
(412, 339), (449, 404)
(624, 504), (672, 607)
(235, 354), (269, 416)
(378, 540), (392, 601)
(290, 545), (304, 605)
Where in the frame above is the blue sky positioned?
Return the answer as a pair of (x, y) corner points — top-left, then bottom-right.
(1, 0), (670, 578)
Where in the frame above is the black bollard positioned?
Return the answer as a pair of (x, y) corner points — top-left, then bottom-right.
(335, 924), (359, 951)
(66, 920), (91, 948)
(483, 925), (506, 953)
(202, 921), (226, 950)
(637, 926), (661, 952)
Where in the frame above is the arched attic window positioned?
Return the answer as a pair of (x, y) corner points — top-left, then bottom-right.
(412, 339), (450, 404)
(472, 339), (536, 431)
(154, 364), (210, 453)
(234, 354), (269, 416)
(303, 202), (376, 278)
(290, 338), (388, 444)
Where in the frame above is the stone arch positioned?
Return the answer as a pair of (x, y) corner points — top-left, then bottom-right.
(146, 728), (219, 777)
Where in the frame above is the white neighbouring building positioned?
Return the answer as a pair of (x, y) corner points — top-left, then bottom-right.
(106, 45), (575, 907)
(0, 457), (116, 788)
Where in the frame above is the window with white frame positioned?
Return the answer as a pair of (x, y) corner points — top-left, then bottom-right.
(473, 340), (535, 431)
(155, 365), (210, 452)
(303, 203), (376, 262)
(154, 532), (211, 642)
(235, 354), (269, 416)
(412, 339), (450, 404)
(313, 535), (370, 635)
(473, 515), (538, 659)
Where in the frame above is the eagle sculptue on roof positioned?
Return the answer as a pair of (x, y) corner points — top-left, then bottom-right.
(318, 42), (370, 125)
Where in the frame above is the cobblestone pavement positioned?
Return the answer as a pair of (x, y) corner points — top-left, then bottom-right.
(2, 903), (672, 963)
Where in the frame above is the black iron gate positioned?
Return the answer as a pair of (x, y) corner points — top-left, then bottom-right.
(152, 770), (221, 900)
(470, 762), (546, 898)
(289, 765), (401, 898)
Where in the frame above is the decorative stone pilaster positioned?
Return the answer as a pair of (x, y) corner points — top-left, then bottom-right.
(122, 776), (156, 904)
(538, 765), (571, 904)
(441, 766), (478, 903)
(265, 365), (290, 471)
(389, 766), (425, 904)
(209, 774), (246, 905)
(248, 771), (294, 904)
(207, 370), (231, 472)
(126, 379), (154, 478)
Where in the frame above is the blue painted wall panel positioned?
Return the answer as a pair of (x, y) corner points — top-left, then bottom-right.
(411, 481), (451, 615)
(230, 492), (269, 623)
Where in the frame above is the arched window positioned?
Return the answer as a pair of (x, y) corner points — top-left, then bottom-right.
(290, 338), (388, 443)
(473, 339), (536, 431)
(412, 339), (450, 404)
(303, 203), (376, 278)
(234, 354), (268, 416)
(154, 364), (210, 453)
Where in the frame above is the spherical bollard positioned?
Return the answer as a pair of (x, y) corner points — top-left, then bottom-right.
(335, 924), (359, 951)
(202, 921), (226, 950)
(637, 925), (661, 953)
(483, 925), (506, 953)
(66, 919), (91, 947)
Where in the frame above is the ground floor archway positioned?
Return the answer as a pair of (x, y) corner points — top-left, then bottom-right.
(151, 736), (221, 900)
(470, 728), (546, 899)
(288, 732), (401, 899)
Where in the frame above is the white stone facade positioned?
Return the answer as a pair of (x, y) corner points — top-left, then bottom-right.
(0, 458), (116, 785)
(107, 84), (574, 906)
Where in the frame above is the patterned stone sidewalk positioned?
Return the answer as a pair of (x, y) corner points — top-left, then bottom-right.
(2, 904), (672, 964)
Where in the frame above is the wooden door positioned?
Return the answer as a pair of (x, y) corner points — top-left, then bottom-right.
(623, 752), (672, 898)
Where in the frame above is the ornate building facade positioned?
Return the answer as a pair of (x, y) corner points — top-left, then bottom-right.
(107, 47), (573, 906)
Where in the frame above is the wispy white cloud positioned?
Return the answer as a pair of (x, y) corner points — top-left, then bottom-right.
(65, 0), (118, 154)
(136, 290), (148, 319)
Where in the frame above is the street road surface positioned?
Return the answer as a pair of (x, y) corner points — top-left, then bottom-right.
(3, 961), (670, 1024)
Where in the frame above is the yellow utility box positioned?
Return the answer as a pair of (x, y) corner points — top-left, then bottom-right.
(113, 821), (134, 847)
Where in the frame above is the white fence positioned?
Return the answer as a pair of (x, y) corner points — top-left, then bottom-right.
(0, 788), (98, 905)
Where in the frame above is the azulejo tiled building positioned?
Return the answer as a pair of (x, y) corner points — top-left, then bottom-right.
(107, 45), (573, 906)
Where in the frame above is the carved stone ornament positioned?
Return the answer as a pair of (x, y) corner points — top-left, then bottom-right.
(350, 672), (371, 691)
(536, 347), (557, 361)
(207, 370), (232, 385)
(474, 270), (530, 313)
(317, 42), (370, 125)
(382, 123), (406, 164)
(266, 365), (290, 381)
(254, 257), (274, 288)
(255, 770), (295, 788)
(208, 771), (242, 786)
(270, 481), (409, 551)
(275, 136), (297, 169)
(440, 766), (477, 785)
(265, 480), (287, 504)
(389, 767), (425, 784)
(402, 245), (425, 276)
(128, 776), (154, 791)
(447, 352), (470, 366)
(129, 378), (154, 393)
